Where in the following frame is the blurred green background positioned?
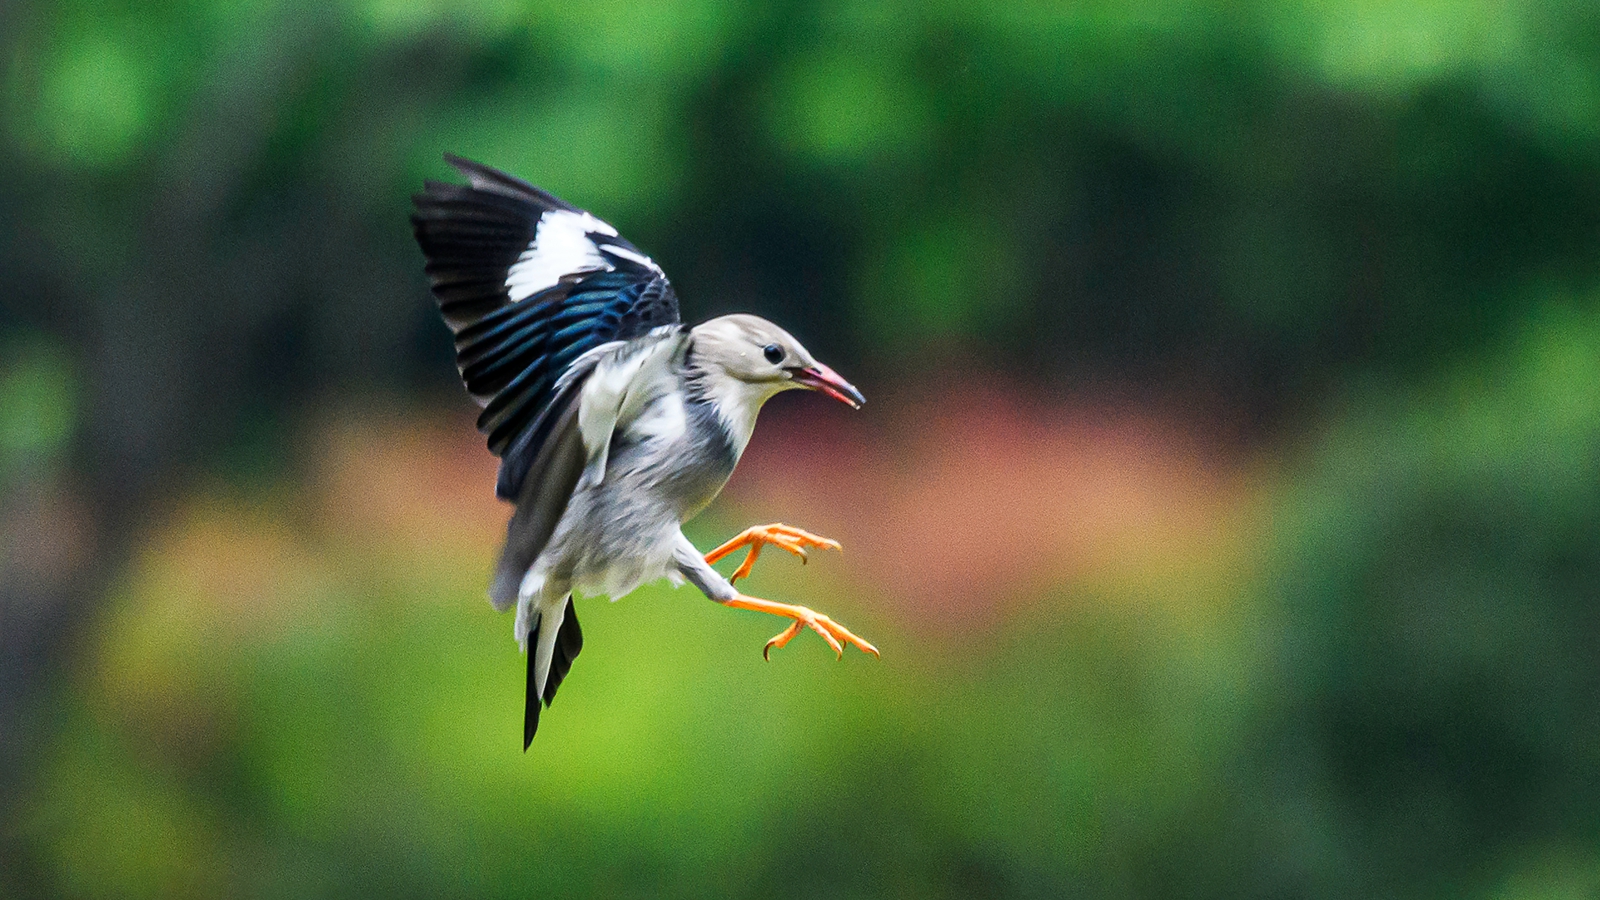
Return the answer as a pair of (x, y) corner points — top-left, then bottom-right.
(6, 0), (1600, 897)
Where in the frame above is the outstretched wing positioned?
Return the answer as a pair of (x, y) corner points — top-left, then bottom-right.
(411, 154), (682, 499)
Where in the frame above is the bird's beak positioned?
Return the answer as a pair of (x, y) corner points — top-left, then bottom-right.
(788, 363), (865, 409)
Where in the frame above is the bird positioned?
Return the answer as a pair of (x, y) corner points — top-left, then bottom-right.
(411, 155), (879, 749)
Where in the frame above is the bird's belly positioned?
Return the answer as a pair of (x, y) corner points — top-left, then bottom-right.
(533, 404), (737, 601)
(540, 488), (690, 601)
(569, 532), (682, 601)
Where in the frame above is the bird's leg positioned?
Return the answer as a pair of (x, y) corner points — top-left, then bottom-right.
(720, 593), (880, 660)
(674, 530), (871, 660)
(704, 523), (842, 584)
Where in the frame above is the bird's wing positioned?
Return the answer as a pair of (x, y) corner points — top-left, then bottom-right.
(411, 154), (682, 499)
(571, 332), (686, 488)
(485, 360), (588, 612)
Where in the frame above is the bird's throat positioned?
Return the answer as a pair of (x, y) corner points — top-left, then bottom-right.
(688, 373), (780, 458)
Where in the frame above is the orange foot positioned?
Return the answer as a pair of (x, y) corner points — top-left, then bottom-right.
(704, 523), (842, 585)
(722, 594), (880, 661)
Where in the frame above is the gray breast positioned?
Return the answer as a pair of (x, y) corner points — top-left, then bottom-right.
(543, 390), (736, 588)
(615, 392), (738, 522)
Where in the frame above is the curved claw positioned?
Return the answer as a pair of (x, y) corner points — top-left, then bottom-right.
(724, 593), (880, 661)
(763, 621), (806, 660)
(707, 523), (843, 585)
(805, 612), (878, 659)
(802, 617), (844, 659)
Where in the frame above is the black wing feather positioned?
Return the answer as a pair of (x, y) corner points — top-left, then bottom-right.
(411, 155), (681, 499)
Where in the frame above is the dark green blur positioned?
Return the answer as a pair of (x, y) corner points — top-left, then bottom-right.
(5, 1), (1600, 897)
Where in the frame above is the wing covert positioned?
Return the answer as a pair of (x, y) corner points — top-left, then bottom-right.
(411, 155), (682, 498)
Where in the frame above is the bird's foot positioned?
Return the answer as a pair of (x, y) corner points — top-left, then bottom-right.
(705, 523), (842, 584)
(721, 594), (879, 660)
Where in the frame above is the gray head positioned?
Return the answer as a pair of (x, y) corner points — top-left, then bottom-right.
(689, 314), (864, 449)
(690, 313), (864, 408)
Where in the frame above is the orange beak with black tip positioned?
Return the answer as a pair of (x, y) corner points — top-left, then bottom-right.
(788, 363), (865, 409)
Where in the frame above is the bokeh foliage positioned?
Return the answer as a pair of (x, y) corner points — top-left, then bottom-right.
(17, 477), (1251, 898)
(6, 0), (1600, 897)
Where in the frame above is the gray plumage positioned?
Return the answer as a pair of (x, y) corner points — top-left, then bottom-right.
(412, 157), (870, 748)
(507, 317), (840, 711)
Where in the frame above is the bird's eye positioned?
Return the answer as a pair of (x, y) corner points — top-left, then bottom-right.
(763, 343), (785, 365)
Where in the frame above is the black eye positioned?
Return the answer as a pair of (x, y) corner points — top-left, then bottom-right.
(763, 343), (784, 365)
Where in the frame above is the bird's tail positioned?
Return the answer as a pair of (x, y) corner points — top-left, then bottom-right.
(524, 595), (583, 749)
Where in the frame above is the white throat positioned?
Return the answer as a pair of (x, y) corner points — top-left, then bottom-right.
(698, 371), (785, 456)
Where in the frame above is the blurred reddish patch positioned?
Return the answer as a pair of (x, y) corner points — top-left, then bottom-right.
(307, 409), (503, 579)
(723, 379), (1259, 629)
(119, 380), (1257, 643)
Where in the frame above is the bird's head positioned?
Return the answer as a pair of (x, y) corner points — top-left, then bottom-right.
(688, 314), (863, 451)
(690, 314), (864, 410)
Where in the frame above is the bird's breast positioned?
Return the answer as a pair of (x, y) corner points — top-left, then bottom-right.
(620, 390), (689, 445)
(609, 393), (737, 522)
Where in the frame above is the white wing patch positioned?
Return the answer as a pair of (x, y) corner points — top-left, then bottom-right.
(505, 209), (619, 302)
(600, 243), (659, 272)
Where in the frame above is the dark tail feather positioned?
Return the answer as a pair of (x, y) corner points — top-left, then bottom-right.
(524, 609), (543, 750)
(523, 597), (584, 751)
(545, 598), (583, 706)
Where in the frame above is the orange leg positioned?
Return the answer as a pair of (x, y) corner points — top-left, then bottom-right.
(704, 523), (842, 585)
(722, 594), (880, 661)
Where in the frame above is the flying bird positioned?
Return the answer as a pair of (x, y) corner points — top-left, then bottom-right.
(411, 155), (878, 748)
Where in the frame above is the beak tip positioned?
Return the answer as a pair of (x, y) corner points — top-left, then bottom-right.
(792, 364), (865, 410)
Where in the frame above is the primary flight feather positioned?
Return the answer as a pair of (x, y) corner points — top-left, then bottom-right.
(411, 155), (878, 749)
